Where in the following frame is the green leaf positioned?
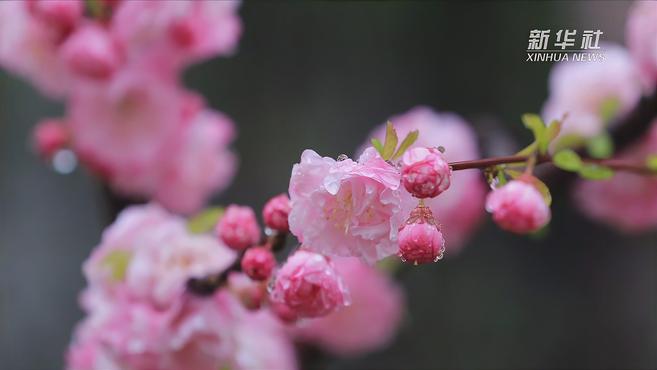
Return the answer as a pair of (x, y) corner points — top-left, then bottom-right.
(392, 130), (419, 160)
(599, 97), (621, 124)
(553, 134), (586, 152)
(371, 138), (384, 155)
(102, 250), (132, 282)
(646, 154), (657, 171)
(505, 169), (524, 179)
(496, 169), (508, 186)
(553, 149), (583, 172)
(543, 120), (562, 152)
(522, 114), (548, 153)
(515, 141), (538, 157)
(381, 121), (398, 160)
(187, 207), (224, 234)
(586, 133), (614, 159)
(579, 164), (614, 180)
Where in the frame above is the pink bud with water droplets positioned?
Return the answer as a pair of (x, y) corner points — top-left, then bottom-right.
(270, 250), (349, 318)
(398, 204), (445, 265)
(60, 24), (121, 80)
(401, 147), (452, 199)
(216, 205), (261, 250)
(241, 246), (276, 281)
(263, 194), (291, 232)
(485, 179), (551, 234)
(33, 119), (69, 159)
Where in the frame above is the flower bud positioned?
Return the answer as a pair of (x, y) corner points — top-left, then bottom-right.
(401, 147), (452, 198)
(33, 119), (69, 159)
(398, 205), (445, 264)
(216, 205), (261, 250)
(262, 194), (291, 232)
(270, 250), (349, 318)
(485, 180), (551, 234)
(270, 301), (298, 324)
(60, 25), (120, 80)
(241, 246), (276, 281)
(29, 0), (83, 33)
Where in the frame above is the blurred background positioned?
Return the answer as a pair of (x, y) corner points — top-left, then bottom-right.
(1, 1), (655, 369)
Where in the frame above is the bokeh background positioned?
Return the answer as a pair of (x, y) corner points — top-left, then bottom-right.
(1, 1), (655, 369)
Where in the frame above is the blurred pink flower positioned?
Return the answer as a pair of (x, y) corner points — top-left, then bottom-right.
(60, 23), (121, 80)
(486, 180), (551, 234)
(574, 119), (657, 232)
(0, 1), (71, 97)
(270, 250), (350, 318)
(32, 118), (69, 158)
(289, 148), (403, 263)
(541, 44), (643, 139)
(83, 204), (236, 308)
(363, 107), (486, 253)
(626, 1), (657, 90)
(294, 257), (404, 357)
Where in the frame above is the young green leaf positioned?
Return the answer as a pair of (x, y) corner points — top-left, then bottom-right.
(646, 154), (657, 171)
(515, 141), (538, 157)
(371, 138), (384, 155)
(496, 169), (508, 186)
(542, 120), (562, 153)
(187, 207), (225, 234)
(599, 97), (621, 124)
(553, 133), (586, 152)
(578, 164), (614, 180)
(522, 114), (548, 153)
(381, 121), (398, 160)
(553, 149), (583, 172)
(505, 169), (524, 179)
(392, 129), (419, 160)
(586, 133), (614, 159)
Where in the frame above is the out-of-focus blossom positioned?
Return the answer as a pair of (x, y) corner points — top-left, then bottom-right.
(398, 205), (445, 264)
(574, 119), (657, 232)
(33, 118), (69, 158)
(228, 272), (266, 310)
(486, 180), (551, 234)
(28, 0), (83, 33)
(216, 204), (261, 250)
(263, 194), (292, 232)
(294, 257), (404, 357)
(401, 146), (452, 199)
(363, 107), (486, 252)
(541, 44), (643, 139)
(270, 250), (349, 318)
(60, 23), (121, 80)
(626, 1), (657, 90)
(289, 148), (404, 263)
(0, 1), (70, 97)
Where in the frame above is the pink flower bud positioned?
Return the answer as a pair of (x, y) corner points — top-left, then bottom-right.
(270, 301), (298, 323)
(33, 119), (69, 158)
(263, 194), (291, 232)
(29, 0), (83, 33)
(398, 205), (445, 264)
(241, 246), (276, 281)
(60, 25), (120, 80)
(401, 147), (452, 199)
(485, 180), (551, 234)
(216, 205), (261, 250)
(270, 250), (349, 318)
(228, 272), (266, 310)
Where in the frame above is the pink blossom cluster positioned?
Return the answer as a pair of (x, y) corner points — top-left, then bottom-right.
(68, 204), (297, 370)
(0, 0), (242, 214)
(626, 1), (657, 90)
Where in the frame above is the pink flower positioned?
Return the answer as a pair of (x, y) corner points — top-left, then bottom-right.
(541, 44), (643, 140)
(288, 148), (403, 263)
(574, 119), (657, 232)
(626, 1), (657, 90)
(0, 1), (70, 97)
(363, 107), (486, 252)
(228, 272), (266, 310)
(154, 109), (237, 214)
(241, 246), (276, 281)
(83, 204), (237, 307)
(28, 0), (83, 33)
(216, 205), (261, 250)
(263, 193), (292, 232)
(270, 250), (349, 318)
(485, 180), (551, 234)
(294, 257), (404, 357)
(32, 118), (69, 158)
(60, 23), (121, 80)
(398, 205), (445, 264)
(401, 146), (451, 198)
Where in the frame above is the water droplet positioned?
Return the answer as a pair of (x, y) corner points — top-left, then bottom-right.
(336, 154), (349, 161)
(51, 149), (77, 174)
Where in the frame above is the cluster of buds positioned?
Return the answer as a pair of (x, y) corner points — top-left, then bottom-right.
(213, 193), (349, 322)
(398, 146), (452, 264)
